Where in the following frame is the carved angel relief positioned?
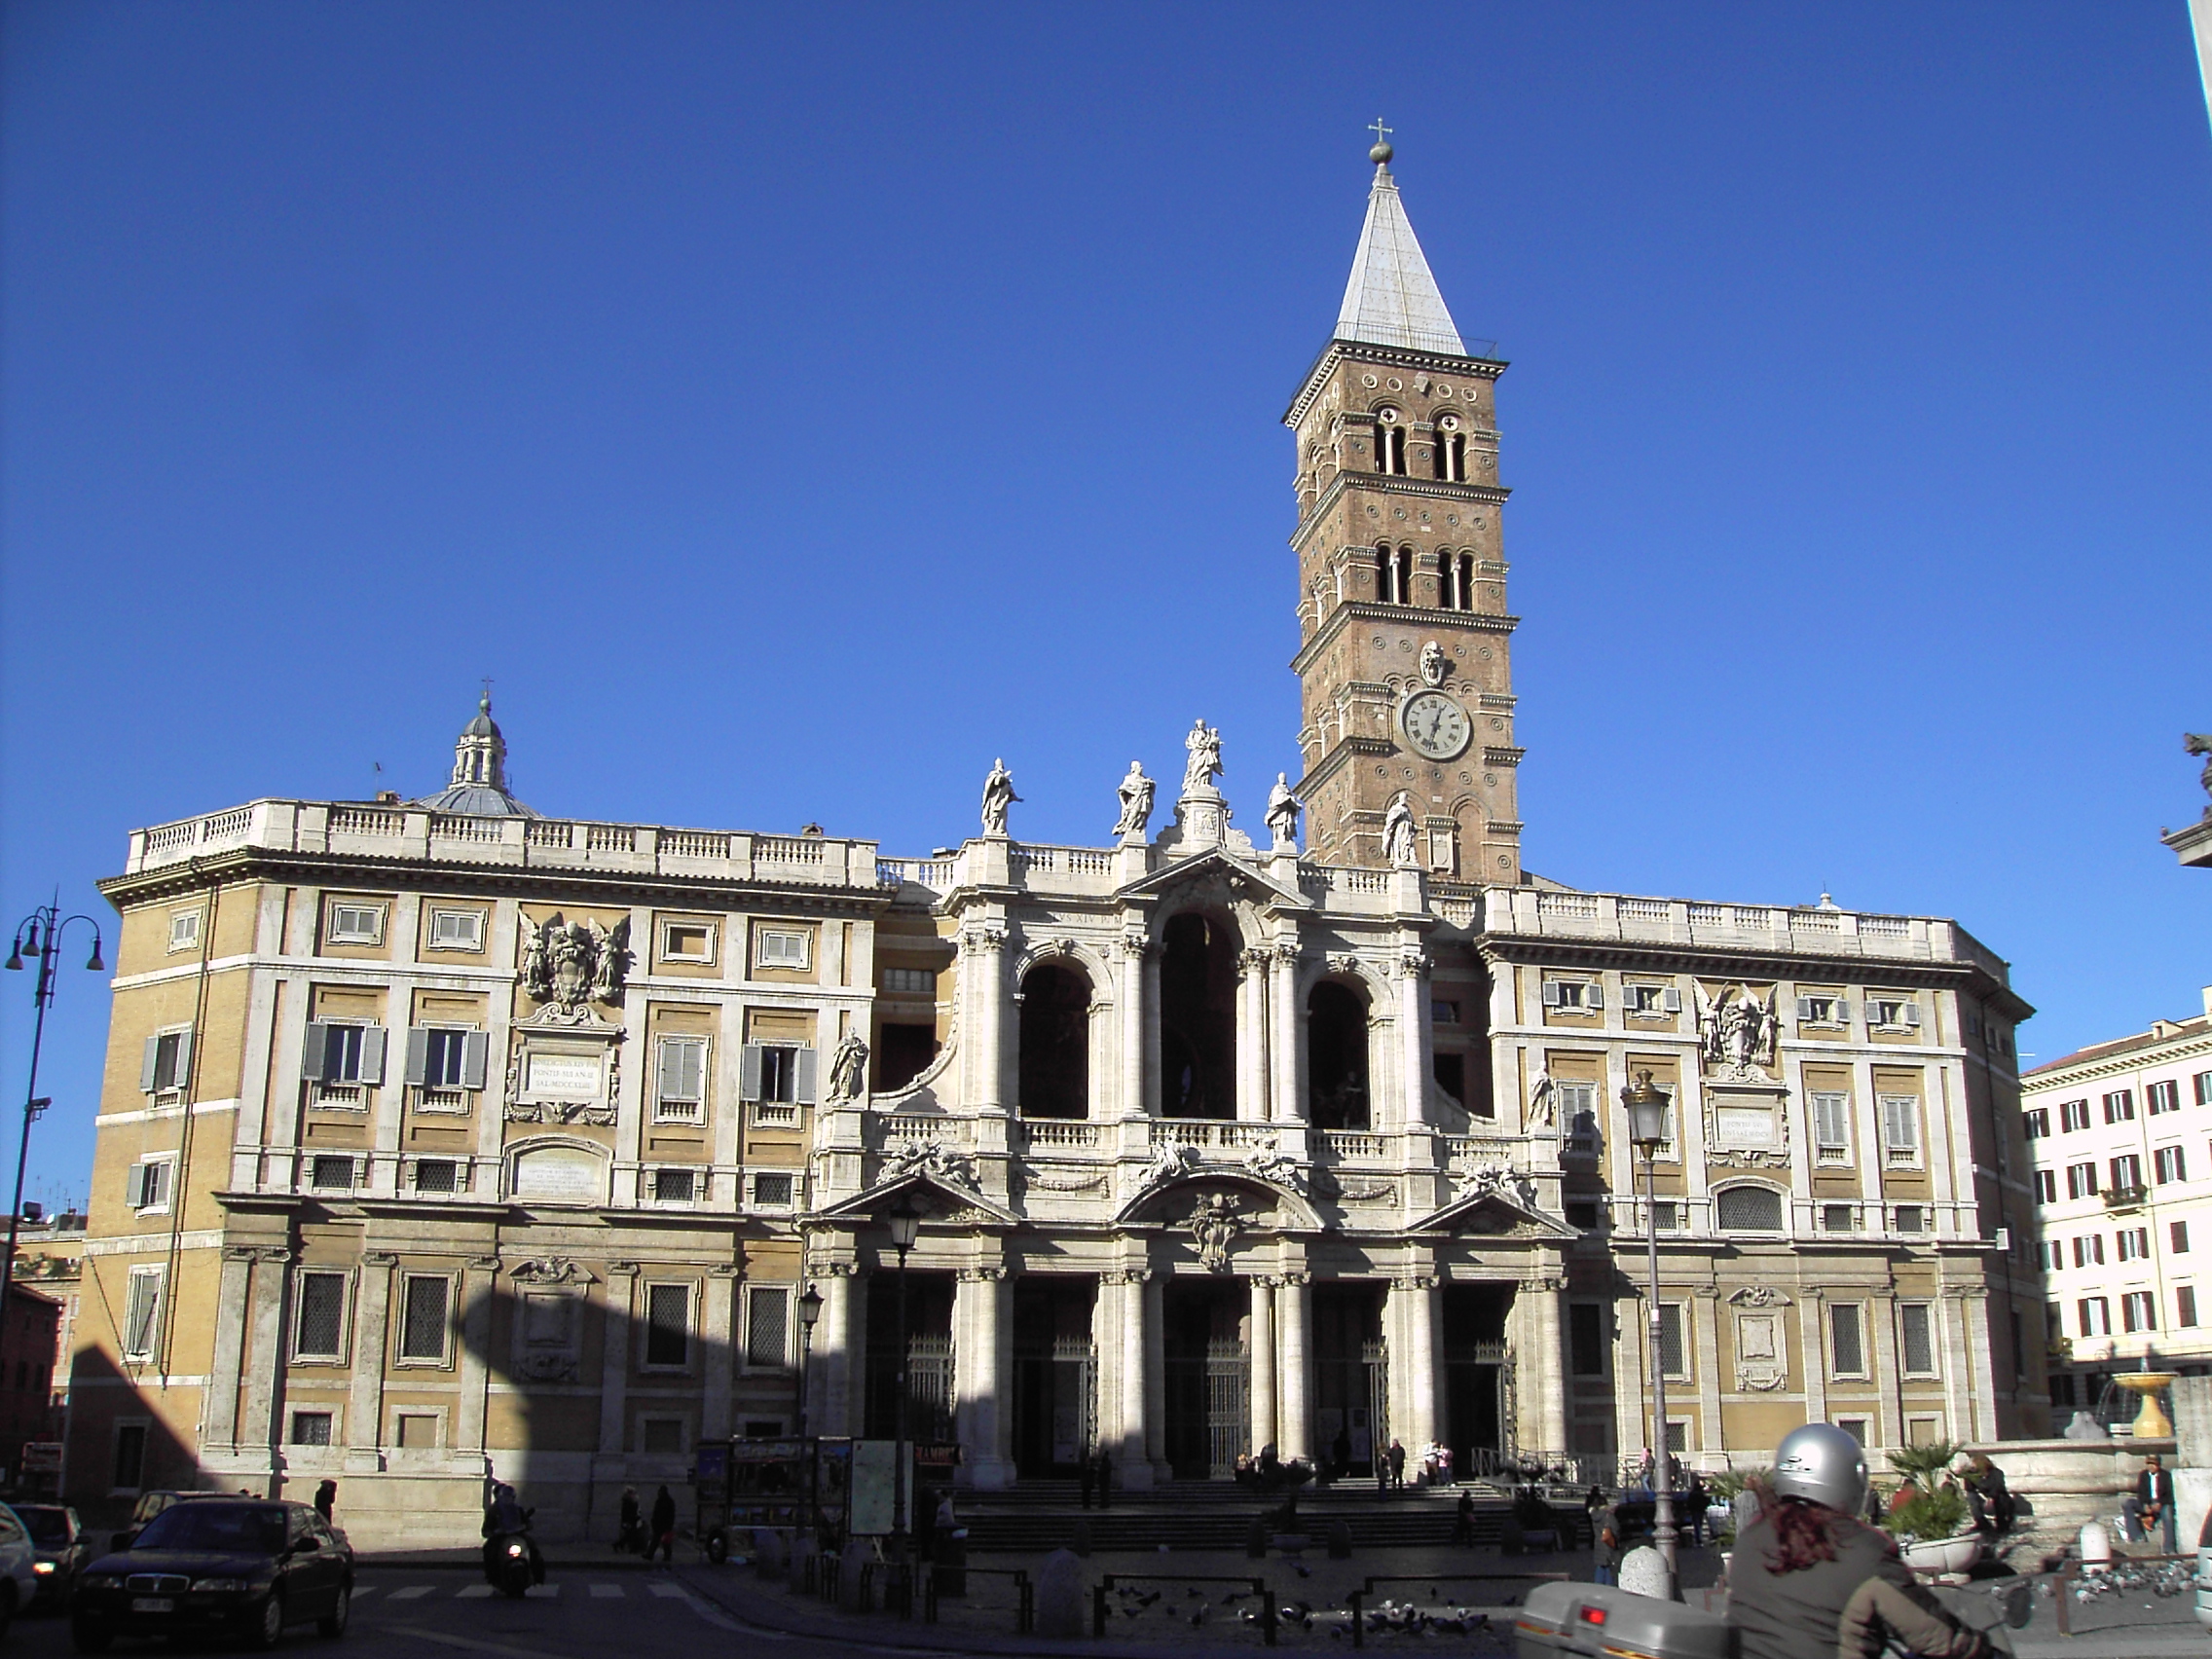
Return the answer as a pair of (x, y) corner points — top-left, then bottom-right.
(1694, 982), (1777, 1079)
(521, 912), (632, 1016)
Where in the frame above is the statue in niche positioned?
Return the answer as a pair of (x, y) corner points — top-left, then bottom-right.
(522, 912), (631, 1014)
(828, 1032), (869, 1102)
(1113, 761), (1157, 838)
(2187, 733), (2212, 820)
(1382, 792), (1419, 868)
(1419, 640), (1449, 687)
(1265, 773), (1302, 849)
(1696, 981), (1777, 1077)
(980, 757), (1020, 836)
(1182, 719), (1224, 795)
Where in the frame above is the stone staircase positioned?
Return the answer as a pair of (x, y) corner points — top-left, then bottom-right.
(954, 1480), (1543, 1554)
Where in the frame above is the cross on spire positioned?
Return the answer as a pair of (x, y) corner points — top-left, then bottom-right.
(1367, 117), (1392, 147)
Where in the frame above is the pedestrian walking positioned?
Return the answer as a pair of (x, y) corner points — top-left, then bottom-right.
(313, 1480), (337, 1525)
(616, 1486), (642, 1553)
(1683, 1471), (1707, 1546)
(1453, 1490), (1475, 1545)
(1386, 1438), (1407, 1490)
(1593, 1500), (1622, 1587)
(648, 1484), (678, 1566)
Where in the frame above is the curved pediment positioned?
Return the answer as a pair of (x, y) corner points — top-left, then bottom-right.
(1113, 1166), (1320, 1233)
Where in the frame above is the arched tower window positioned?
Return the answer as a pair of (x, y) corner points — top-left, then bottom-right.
(1160, 913), (1237, 1120)
(1308, 980), (1371, 1130)
(1017, 963), (1090, 1120)
(1394, 546), (1415, 606)
(1436, 413), (1467, 482)
(1374, 543), (1394, 604)
(1376, 408), (1407, 475)
(1456, 553), (1476, 611)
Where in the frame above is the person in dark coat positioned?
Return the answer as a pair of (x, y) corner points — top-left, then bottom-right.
(2124, 1455), (2177, 1552)
(1386, 1439), (1407, 1490)
(648, 1485), (678, 1566)
(1333, 1425), (1353, 1480)
(616, 1486), (642, 1552)
(1592, 1500), (1622, 1586)
(313, 1480), (337, 1525)
(1454, 1490), (1476, 1545)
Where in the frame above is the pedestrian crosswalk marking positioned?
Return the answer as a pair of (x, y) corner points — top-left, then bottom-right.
(646, 1582), (687, 1599)
(588, 1583), (623, 1598)
(457, 1583), (496, 1599)
(388, 1585), (434, 1601)
(522, 1584), (558, 1598)
(350, 1587), (376, 1601)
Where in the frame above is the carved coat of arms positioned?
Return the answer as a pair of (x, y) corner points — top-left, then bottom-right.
(522, 913), (631, 1015)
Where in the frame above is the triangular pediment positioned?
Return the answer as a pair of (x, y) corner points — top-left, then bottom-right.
(1414, 1185), (1575, 1240)
(811, 1169), (1017, 1228)
(1118, 845), (1309, 910)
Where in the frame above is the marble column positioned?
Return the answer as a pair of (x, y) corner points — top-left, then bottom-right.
(1119, 935), (1145, 1119)
(1235, 950), (1268, 1122)
(956, 1267), (1014, 1489)
(1249, 1277), (1277, 1455)
(1388, 1275), (1438, 1457)
(701, 1266), (739, 1443)
(1142, 949), (1164, 1118)
(598, 1264), (639, 1456)
(965, 924), (1008, 1113)
(1277, 1272), (1312, 1461)
(1525, 1276), (1567, 1457)
(814, 1265), (859, 1438)
(1111, 1271), (1155, 1487)
(454, 1256), (498, 1458)
(203, 1247), (257, 1451)
(1398, 953), (1433, 1129)
(1142, 1274), (1167, 1479)
(1270, 944), (1304, 1124)
(347, 1253), (395, 1467)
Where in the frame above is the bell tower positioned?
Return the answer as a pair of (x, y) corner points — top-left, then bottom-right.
(1284, 135), (1522, 883)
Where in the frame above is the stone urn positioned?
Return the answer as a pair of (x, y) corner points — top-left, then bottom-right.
(2116, 1372), (2180, 1438)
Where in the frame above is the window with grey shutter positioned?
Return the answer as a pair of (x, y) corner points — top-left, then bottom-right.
(301, 1022), (330, 1082)
(1584, 984), (1604, 1011)
(1661, 986), (1681, 1014)
(1829, 1304), (1864, 1376)
(1540, 980), (1563, 1007)
(124, 1163), (148, 1209)
(1794, 997), (1815, 1021)
(461, 1030), (490, 1089)
(294, 1272), (348, 1359)
(645, 1283), (690, 1367)
(793, 1047), (818, 1105)
(397, 1275), (450, 1361)
(358, 1025), (387, 1085)
(1899, 1302), (1936, 1374)
(739, 1044), (764, 1101)
(1900, 1002), (1921, 1028)
(123, 1271), (164, 1359)
(747, 1287), (790, 1369)
(142, 1030), (190, 1093)
(403, 1027), (430, 1086)
(1881, 1095), (1919, 1157)
(1812, 1091), (1852, 1152)
(1657, 1304), (1686, 1377)
(655, 1037), (707, 1122)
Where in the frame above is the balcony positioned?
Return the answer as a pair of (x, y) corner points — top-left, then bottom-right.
(2103, 1185), (2149, 1212)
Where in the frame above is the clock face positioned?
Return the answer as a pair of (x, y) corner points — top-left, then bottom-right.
(1401, 690), (1472, 760)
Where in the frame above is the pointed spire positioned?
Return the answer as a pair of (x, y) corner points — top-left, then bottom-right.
(1336, 136), (1465, 357)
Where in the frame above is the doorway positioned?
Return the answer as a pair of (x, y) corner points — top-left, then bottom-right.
(1311, 1282), (1387, 1475)
(1161, 1278), (1249, 1478)
(1440, 1283), (1513, 1479)
(1012, 1277), (1097, 1477)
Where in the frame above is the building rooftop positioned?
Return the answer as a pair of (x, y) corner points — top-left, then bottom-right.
(2025, 994), (2212, 1080)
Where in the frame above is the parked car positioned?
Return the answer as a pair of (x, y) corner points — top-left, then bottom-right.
(15, 1504), (91, 1608)
(107, 1489), (234, 1555)
(71, 1499), (352, 1651)
(0, 1502), (42, 1637)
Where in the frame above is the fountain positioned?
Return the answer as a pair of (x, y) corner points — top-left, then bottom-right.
(2115, 1358), (2180, 1439)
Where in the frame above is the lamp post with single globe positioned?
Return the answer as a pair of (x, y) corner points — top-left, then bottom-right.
(4, 903), (104, 1324)
(797, 1283), (824, 1539)
(1621, 1069), (1679, 1600)
(885, 1199), (921, 1569)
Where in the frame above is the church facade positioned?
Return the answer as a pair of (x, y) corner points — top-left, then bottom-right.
(65, 147), (2046, 1546)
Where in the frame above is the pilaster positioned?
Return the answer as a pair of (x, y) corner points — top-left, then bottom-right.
(346, 1251), (395, 1471)
(701, 1265), (740, 1442)
(955, 1264), (1014, 1489)
(203, 1247), (257, 1451)
(597, 1262), (639, 1457)
(1277, 1271), (1312, 1461)
(455, 1256), (498, 1456)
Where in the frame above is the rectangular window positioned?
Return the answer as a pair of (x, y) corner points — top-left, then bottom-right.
(2080, 1296), (2112, 1337)
(1540, 979), (1600, 1011)
(2123, 1291), (2157, 1333)
(2149, 1080), (2182, 1115)
(1431, 998), (1461, 1024)
(747, 1286), (791, 1369)
(645, 1283), (690, 1368)
(1865, 997), (1920, 1029)
(423, 1029), (470, 1089)
(427, 908), (485, 951)
(2067, 1162), (2098, 1199)
(2181, 1286), (2198, 1328)
(755, 929), (811, 971)
(326, 903), (386, 945)
(1663, 1420), (1688, 1454)
(651, 1167), (698, 1203)
(309, 1155), (356, 1191)
(1822, 1203), (1857, 1232)
(2196, 1071), (2212, 1107)
(1795, 993), (1847, 1025)
(1568, 1304), (1605, 1376)
(287, 1411), (334, 1447)
(167, 909), (203, 952)
(654, 1036), (708, 1124)
(2156, 1145), (2188, 1184)
(122, 1269), (164, 1360)
(305, 1021), (387, 1090)
(881, 967), (936, 996)
(1830, 1303), (1866, 1377)
(1836, 1418), (1869, 1447)
(1812, 1092), (1852, 1154)
(2024, 1107), (2050, 1140)
(414, 1160), (460, 1194)
(397, 1275), (450, 1363)
(2111, 1154), (2144, 1192)
(1650, 1200), (1678, 1231)
(2035, 1169), (2057, 1203)
(124, 1159), (174, 1212)
(2176, 1219), (2193, 1253)
(2073, 1235), (2104, 1267)
(141, 1028), (192, 1095)
(641, 1418), (685, 1455)
(660, 921), (716, 963)
(2047, 1300), (2064, 1339)
(2119, 1228), (2150, 1262)
(1555, 1081), (1603, 1155)
(1894, 1204), (1925, 1235)
(1657, 1303), (1687, 1379)
(1880, 1095), (1920, 1163)
(753, 1171), (796, 1209)
(293, 1272), (349, 1360)
(2060, 1097), (2091, 1132)
(1899, 1302), (1936, 1376)
(744, 1043), (815, 1124)
(2105, 1089), (2135, 1124)
(112, 1422), (148, 1491)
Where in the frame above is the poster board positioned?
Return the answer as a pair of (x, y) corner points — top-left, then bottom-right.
(848, 1439), (908, 1536)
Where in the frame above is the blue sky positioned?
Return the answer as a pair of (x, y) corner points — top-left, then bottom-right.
(4, 2), (2208, 1204)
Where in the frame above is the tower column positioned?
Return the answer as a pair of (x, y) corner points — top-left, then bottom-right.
(1249, 1276), (1277, 1454)
(1112, 1270), (1158, 1489)
(1119, 934), (1145, 1118)
(1398, 951), (1433, 1129)
(1143, 1273), (1167, 1479)
(965, 923), (1008, 1114)
(1389, 1274), (1439, 1460)
(1237, 950), (1270, 1122)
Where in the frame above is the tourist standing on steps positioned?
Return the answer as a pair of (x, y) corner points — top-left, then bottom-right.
(1386, 1438), (1407, 1491)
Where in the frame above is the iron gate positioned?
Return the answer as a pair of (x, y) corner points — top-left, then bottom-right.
(1205, 1338), (1250, 1477)
(1012, 1336), (1097, 1473)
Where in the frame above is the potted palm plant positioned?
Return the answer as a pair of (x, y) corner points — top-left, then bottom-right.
(1880, 1442), (1980, 1572)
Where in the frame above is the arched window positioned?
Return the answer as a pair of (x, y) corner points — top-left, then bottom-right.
(1456, 553), (1476, 611)
(1376, 408), (1407, 475)
(1375, 543), (1395, 604)
(1308, 981), (1370, 1129)
(1017, 963), (1090, 1120)
(1436, 413), (1467, 483)
(1715, 1185), (1785, 1232)
(1394, 546), (1415, 606)
(1160, 913), (1236, 1119)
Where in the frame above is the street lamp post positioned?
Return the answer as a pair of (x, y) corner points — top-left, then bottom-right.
(3, 903), (103, 1327)
(796, 1283), (824, 1547)
(1621, 1069), (1679, 1601)
(885, 1200), (921, 1570)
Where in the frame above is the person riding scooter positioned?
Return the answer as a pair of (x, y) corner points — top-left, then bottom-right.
(481, 1481), (546, 1595)
(1727, 1423), (1994, 1659)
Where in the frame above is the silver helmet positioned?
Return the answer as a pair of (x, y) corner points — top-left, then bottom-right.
(1771, 1422), (1868, 1513)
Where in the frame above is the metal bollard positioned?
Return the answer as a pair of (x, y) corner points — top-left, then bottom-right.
(1349, 1589), (1365, 1649)
(1093, 1580), (1109, 1638)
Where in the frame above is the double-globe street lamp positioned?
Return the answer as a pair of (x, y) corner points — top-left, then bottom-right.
(3, 903), (104, 1326)
(1620, 1069), (1679, 1601)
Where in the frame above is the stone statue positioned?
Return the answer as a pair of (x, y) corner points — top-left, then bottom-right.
(1113, 760), (1156, 838)
(2188, 733), (2212, 821)
(980, 757), (1020, 836)
(1264, 772), (1302, 849)
(1182, 719), (1224, 795)
(828, 1032), (869, 1102)
(1382, 791), (1419, 867)
(1527, 1064), (1557, 1128)
(522, 913), (631, 1014)
(1419, 640), (1448, 687)
(1696, 982), (1777, 1076)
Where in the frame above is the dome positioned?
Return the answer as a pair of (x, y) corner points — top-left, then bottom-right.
(410, 691), (539, 819)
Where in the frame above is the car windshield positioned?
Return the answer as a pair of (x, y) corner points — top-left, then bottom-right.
(132, 1504), (287, 1555)
(14, 1508), (69, 1546)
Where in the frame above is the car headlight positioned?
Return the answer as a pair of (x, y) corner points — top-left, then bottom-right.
(80, 1574), (122, 1590)
(190, 1577), (249, 1593)
(31, 1561), (54, 1575)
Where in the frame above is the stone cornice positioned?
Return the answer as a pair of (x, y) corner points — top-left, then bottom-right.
(1289, 602), (1519, 678)
(1290, 474), (1512, 556)
(2019, 1028), (2212, 1095)
(1474, 933), (2020, 1007)
(1283, 338), (1508, 428)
